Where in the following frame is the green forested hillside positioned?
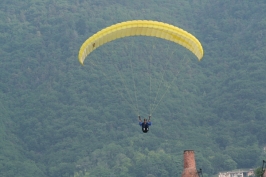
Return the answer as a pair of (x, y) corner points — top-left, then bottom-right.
(0, 0), (266, 177)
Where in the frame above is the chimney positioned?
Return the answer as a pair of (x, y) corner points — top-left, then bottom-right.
(263, 169), (266, 177)
(182, 150), (199, 177)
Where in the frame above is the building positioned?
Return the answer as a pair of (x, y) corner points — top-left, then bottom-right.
(218, 169), (254, 177)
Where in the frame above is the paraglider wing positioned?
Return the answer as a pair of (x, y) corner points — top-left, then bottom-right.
(78, 20), (204, 65)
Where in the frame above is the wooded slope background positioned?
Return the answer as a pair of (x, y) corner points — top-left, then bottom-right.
(0, 0), (266, 177)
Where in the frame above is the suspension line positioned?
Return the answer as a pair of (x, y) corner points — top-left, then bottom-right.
(89, 57), (139, 115)
(150, 47), (177, 113)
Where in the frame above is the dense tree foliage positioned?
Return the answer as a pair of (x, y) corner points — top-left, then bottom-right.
(0, 0), (266, 176)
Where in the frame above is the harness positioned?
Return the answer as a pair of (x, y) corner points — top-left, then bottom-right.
(142, 123), (149, 133)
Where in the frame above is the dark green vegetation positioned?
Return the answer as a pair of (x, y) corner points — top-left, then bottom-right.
(0, 0), (266, 176)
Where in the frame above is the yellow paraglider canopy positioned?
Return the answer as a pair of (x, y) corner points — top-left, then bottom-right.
(78, 20), (203, 65)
